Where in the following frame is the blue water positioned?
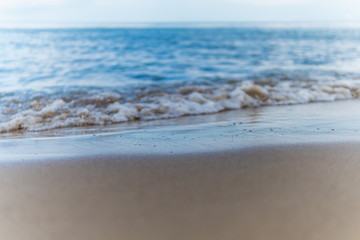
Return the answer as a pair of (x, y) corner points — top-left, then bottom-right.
(2, 24), (360, 132)
(2, 27), (360, 91)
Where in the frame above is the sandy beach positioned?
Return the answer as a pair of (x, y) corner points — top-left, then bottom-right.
(1, 100), (360, 239)
(2, 143), (360, 239)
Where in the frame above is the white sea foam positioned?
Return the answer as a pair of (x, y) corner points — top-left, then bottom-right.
(1, 79), (360, 132)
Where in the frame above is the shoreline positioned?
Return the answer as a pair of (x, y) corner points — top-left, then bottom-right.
(2, 99), (360, 160)
(1, 100), (360, 239)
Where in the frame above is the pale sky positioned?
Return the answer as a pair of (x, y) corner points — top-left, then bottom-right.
(1, 0), (360, 23)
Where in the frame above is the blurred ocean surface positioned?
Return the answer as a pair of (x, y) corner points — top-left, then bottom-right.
(2, 22), (360, 132)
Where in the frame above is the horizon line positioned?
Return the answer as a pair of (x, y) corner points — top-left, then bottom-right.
(2, 20), (360, 29)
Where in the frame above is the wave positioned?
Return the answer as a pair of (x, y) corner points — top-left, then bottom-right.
(0, 79), (359, 133)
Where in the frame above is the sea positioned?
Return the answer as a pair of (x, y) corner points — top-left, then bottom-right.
(1, 22), (360, 133)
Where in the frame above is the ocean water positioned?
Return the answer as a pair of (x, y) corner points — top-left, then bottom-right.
(2, 24), (360, 132)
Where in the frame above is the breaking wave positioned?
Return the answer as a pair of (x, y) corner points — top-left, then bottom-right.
(1, 79), (359, 132)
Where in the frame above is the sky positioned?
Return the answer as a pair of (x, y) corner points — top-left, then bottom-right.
(1, 0), (360, 23)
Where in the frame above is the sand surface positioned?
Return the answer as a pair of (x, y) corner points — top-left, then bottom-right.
(1, 143), (360, 240)
(1, 100), (360, 239)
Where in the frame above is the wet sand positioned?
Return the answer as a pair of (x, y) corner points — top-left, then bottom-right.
(2, 143), (360, 240)
(1, 100), (360, 239)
